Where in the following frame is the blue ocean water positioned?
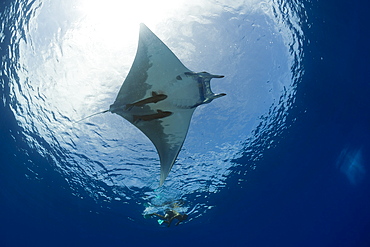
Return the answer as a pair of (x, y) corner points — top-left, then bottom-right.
(1, 0), (369, 247)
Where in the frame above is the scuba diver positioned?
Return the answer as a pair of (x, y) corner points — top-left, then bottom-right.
(151, 209), (188, 227)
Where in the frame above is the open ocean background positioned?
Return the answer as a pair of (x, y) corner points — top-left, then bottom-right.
(1, 0), (369, 246)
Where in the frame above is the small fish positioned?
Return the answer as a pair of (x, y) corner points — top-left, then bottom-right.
(133, 110), (172, 123)
(126, 91), (167, 110)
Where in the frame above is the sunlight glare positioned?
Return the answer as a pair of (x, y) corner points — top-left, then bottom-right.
(77, 0), (186, 40)
(58, 0), (186, 118)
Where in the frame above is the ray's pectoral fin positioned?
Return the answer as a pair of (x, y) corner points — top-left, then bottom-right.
(126, 91), (168, 110)
(133, 110), (172, 123)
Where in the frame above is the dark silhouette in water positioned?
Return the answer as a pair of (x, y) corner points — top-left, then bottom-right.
(150, 210), (188, 227)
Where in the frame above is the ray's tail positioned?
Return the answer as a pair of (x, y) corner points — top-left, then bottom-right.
(74, 110), (109, 123)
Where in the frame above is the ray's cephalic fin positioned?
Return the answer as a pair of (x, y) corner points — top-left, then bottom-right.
(184, 71), (226, 108)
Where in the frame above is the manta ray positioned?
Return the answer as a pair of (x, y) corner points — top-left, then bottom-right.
(80, 23), (225, 186)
